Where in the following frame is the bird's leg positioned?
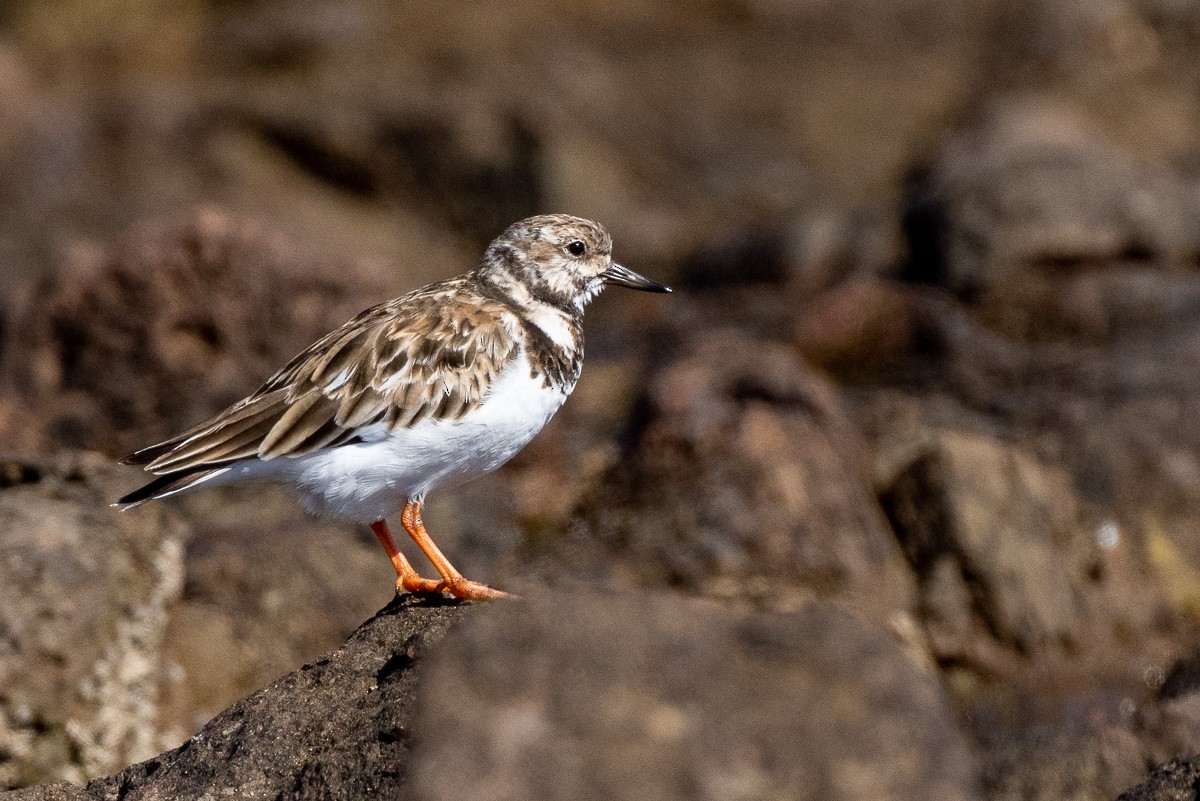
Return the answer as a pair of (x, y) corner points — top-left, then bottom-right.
(400, 500), (509, 601)
(370, 520), (446, 595)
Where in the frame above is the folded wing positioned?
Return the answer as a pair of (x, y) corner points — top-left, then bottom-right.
(120, 288), (520, 480)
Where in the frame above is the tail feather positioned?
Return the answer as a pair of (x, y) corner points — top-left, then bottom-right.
(112, 466), (232, 510)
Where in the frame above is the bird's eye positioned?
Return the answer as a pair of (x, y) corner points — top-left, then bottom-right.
(567, 240), (586, 257)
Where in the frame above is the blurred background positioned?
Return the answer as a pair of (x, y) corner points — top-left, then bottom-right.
(2, 0), (1200, 798)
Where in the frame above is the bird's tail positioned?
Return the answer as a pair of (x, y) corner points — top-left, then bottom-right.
(112, 466), (232, 510)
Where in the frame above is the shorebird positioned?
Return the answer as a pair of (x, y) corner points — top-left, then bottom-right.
(115, 214), (670, 601)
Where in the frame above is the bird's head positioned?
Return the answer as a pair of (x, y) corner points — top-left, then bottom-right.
(478, 214), (670, 312)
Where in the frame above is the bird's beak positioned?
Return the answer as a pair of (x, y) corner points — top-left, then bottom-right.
(601, 263), (672, 293)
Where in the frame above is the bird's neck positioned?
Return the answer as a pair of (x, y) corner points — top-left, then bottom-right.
(475, 267), (585, 391)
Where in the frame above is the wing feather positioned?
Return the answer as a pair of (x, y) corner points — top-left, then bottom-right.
(121, 280), (521, 477)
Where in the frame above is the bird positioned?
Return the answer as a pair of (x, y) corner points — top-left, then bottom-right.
(114, 214), (670, 601)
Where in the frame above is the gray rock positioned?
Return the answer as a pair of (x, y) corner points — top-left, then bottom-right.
(1114, 756), (1200, 801)
(922, 102), (1199, 302)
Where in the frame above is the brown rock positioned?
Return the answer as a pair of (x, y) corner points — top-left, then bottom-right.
(410, 589), (981, 801)
(882, 430), (1082, 655)
(1, 207), (391, 457)
(4, 596), (471, 801)
(530, 330), (915, 621)
(0, 453), (185, 789)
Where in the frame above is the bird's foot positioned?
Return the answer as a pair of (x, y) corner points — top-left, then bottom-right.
(396, 575), (448, 595)
(395, 574), (509, 601)
(442, 577), (511, 602)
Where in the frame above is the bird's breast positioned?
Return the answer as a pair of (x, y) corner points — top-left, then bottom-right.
(284, 349), (572, 521)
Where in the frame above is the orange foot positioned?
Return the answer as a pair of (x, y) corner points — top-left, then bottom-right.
(370, 513), (510, 603)
(441, 578), (510, 601)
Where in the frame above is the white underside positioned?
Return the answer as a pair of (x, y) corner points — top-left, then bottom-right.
(214, 350), (571, 523)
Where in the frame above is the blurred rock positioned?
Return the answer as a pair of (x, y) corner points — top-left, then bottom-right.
(882, 430), (1083, 656)
(980, 723), (1148, 801)
(0, 453), (185, 789)
(915, 101), (1199, 312)
(410, 589), (980, 801)
(527, 330), (915, 621)
(1160, 650), (1200, 701)
(0, 207), (391, 458)
(793, 278), (944, 376)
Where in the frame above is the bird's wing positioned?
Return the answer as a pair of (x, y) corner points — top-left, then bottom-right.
(122, 287), (521, 474)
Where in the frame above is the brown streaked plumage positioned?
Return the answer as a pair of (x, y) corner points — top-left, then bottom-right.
(115, 214), (670, 601)
(122, 279), (521, 475)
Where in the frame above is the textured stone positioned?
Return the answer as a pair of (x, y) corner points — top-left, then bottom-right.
(7, 596), (470, 801)
(0, 208), (391, 458)
(0, 453), (185, 788)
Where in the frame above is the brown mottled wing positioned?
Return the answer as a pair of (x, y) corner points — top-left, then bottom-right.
(123, 286), (520, 475)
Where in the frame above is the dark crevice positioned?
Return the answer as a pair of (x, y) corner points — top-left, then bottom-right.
(376, 651), (414, 683)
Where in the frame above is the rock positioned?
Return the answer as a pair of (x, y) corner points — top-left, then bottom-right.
(154, 489), (391, 738)
(6, 596), (469, 801)
(5, 590), (983, 801)
(979, 724), (1150, 801)
(0, 207), (391, 457)
(915, 101), (1198, 308)
(793, 278), (951, 377)
(531, 330), (915, 621)
(881, 429), (1083, 656)
(1114, 756), (1200, 801)
(409, 589), (981, 801)
(0, 453), (185, 789)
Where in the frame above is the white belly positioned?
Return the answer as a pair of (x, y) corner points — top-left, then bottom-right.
(242, 351), (571, 523)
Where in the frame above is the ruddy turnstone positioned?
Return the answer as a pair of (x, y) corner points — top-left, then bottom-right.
(114, 214), (669, 601)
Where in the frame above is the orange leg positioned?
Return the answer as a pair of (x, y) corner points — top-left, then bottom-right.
(370, 520), (446, 595)
(400, 500), (509, 601)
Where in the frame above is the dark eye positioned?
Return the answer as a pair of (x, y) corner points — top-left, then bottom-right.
(567, 240), (586, 257)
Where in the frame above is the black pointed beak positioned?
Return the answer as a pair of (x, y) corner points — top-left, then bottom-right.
(602, 263), (672, 293)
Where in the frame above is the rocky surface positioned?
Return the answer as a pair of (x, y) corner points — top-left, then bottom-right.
(154, 489), (390, 739)
(410, 589), (978, 801)
(4, 595), (469, 801)
(2, 590), (982, 801)
(1115, 757), (1200, 801)
(0, 454), (185, 788)
(3, 0), (1200, 799)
